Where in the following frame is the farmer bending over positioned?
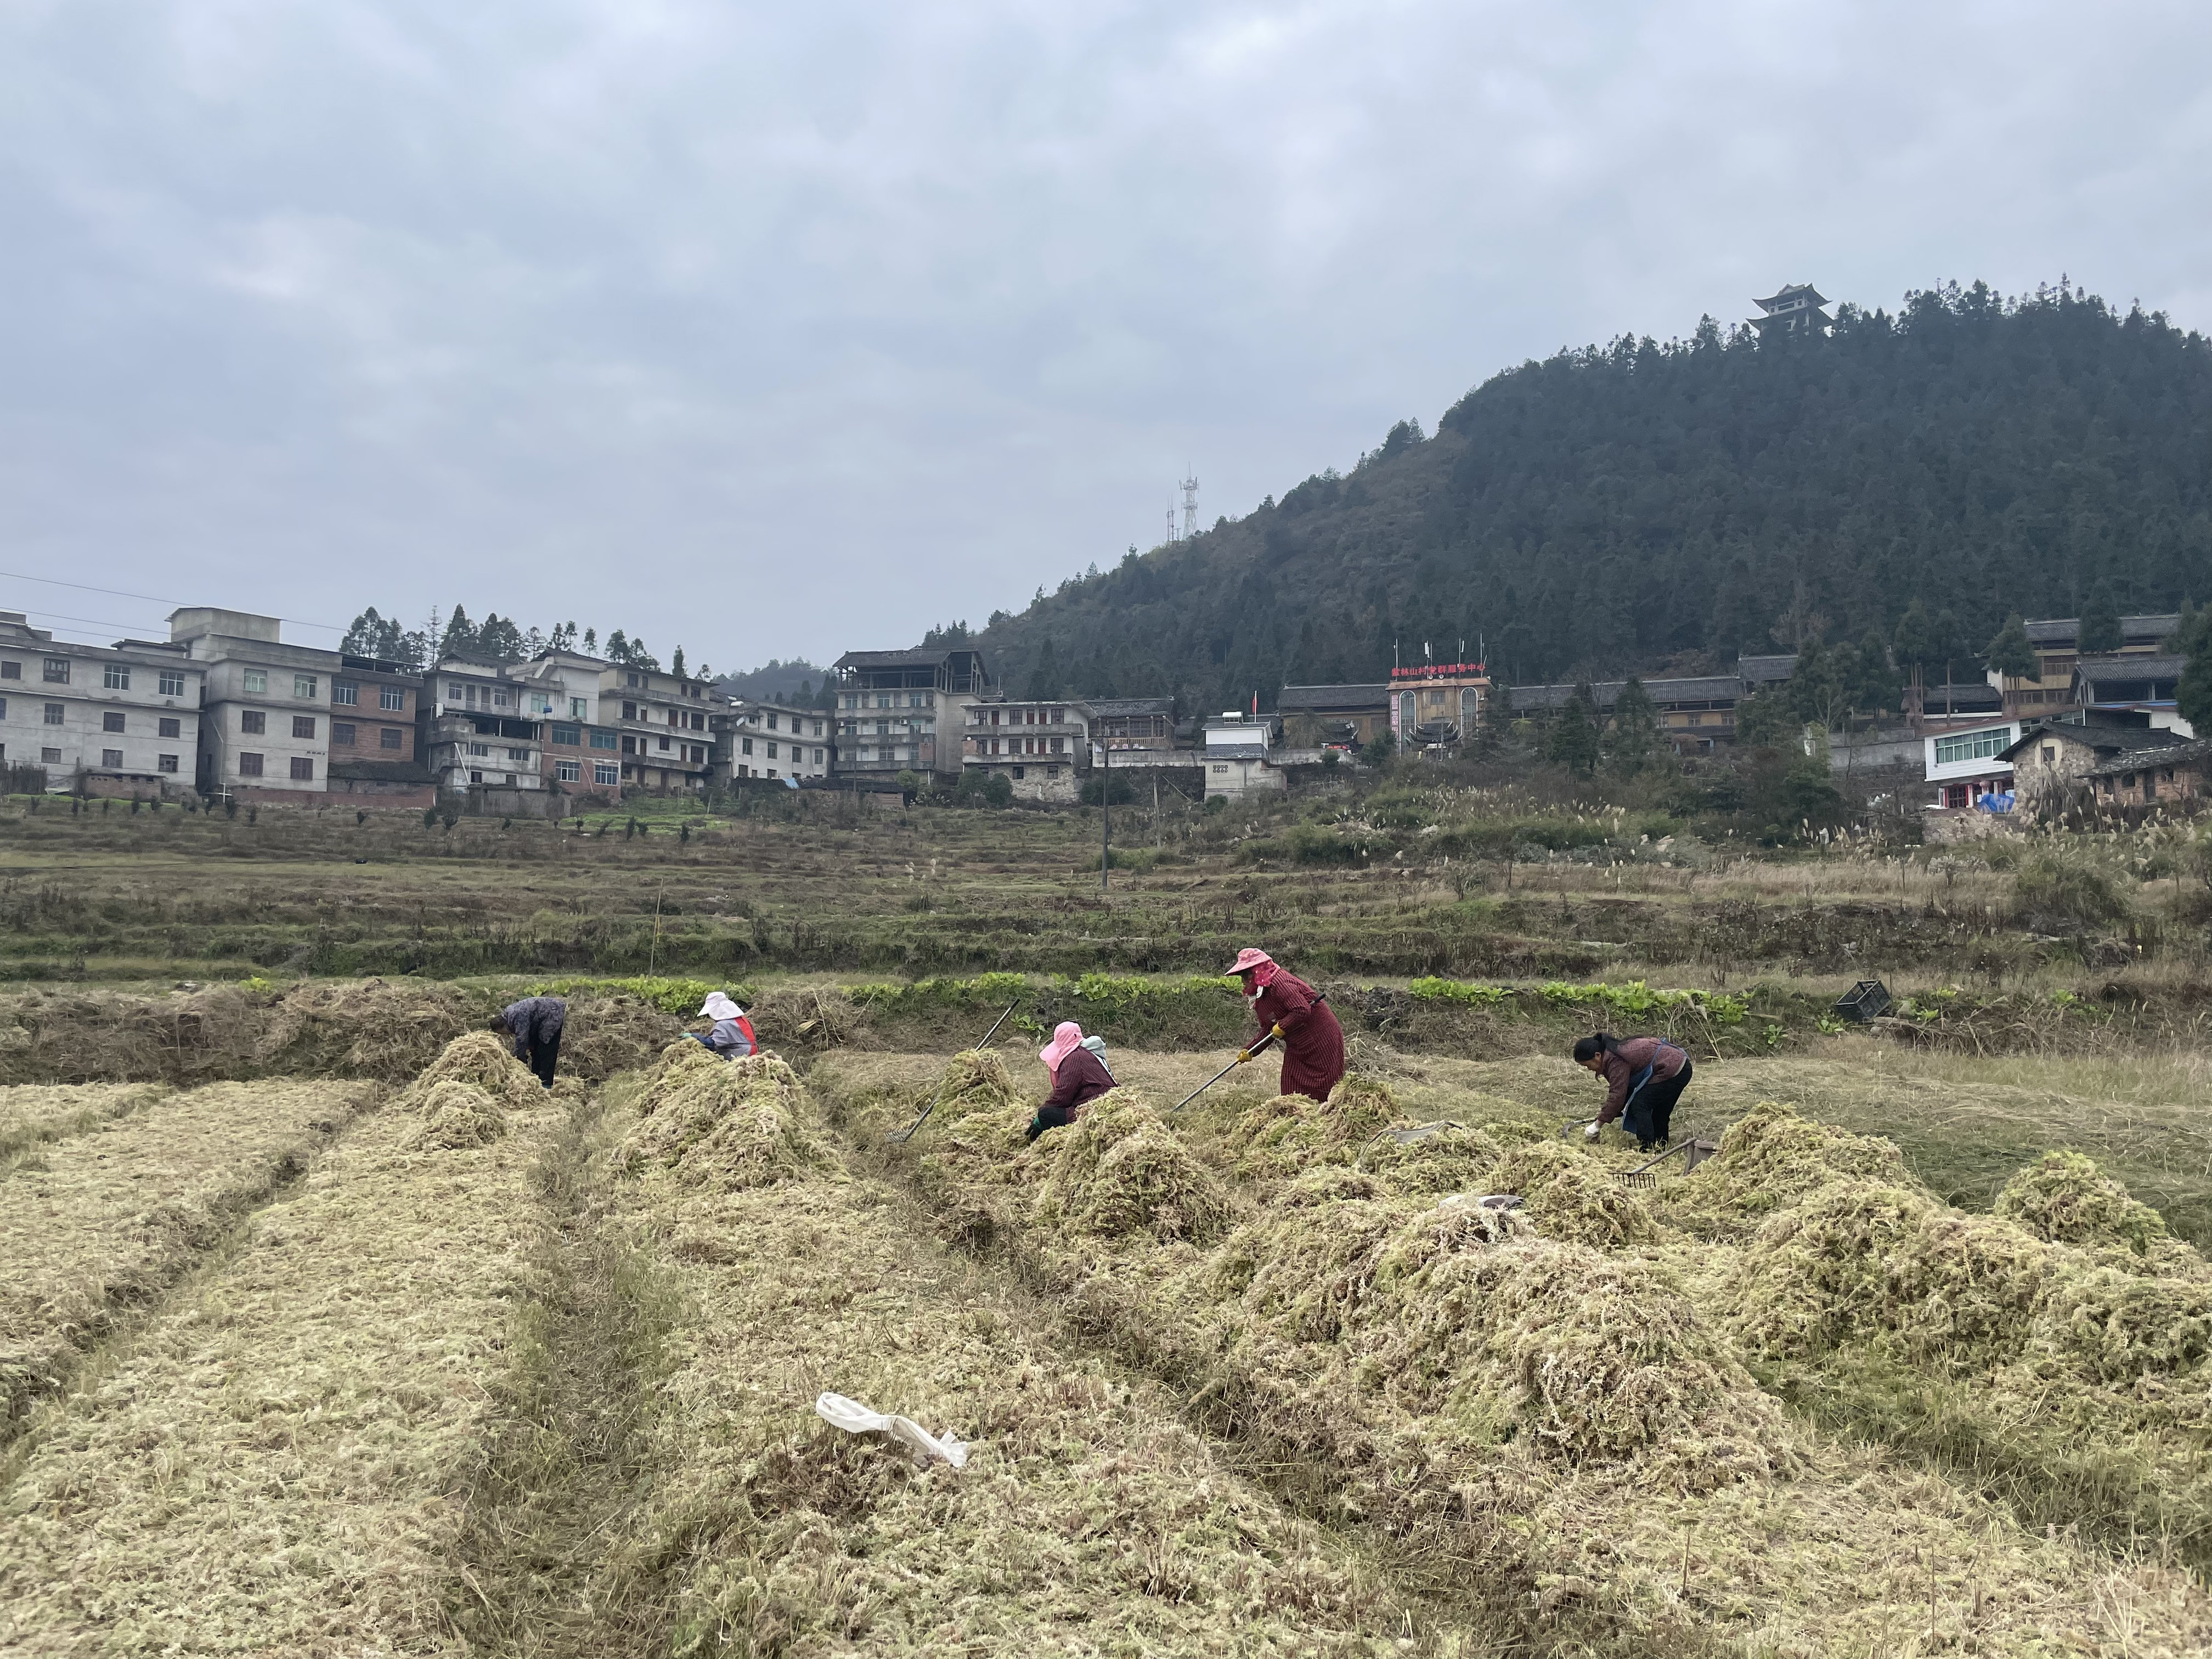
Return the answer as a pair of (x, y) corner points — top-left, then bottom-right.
(499, 995), (567, 1090)
(1027, 1020), (1114, 1142)
(1229, 949), (1345, 1103)
(1574, 1031), (1692, 1153)
(691, 991), (757, 1059)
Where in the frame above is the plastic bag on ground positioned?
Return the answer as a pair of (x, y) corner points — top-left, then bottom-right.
(815, 1391), (970, 1469)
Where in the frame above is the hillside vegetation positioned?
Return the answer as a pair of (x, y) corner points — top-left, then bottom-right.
(955, 282), (2209, 709)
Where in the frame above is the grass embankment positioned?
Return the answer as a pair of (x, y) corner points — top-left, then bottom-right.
(0, 1036), (561, 1654)
(815, 1048), (2212, 1654)
(0, 1079), (373, 1432)
(540, 1041), (1508, 1654)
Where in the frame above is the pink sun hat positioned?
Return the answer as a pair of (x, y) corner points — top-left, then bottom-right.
(1225, 947), (1275, 977)
(1040, 1020), (1085, 1073)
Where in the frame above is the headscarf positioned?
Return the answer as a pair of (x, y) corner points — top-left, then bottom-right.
(701, 991), (744, 1023)
(1040, 1020), (1084, 1074)
(1225, 946), (1280, 992)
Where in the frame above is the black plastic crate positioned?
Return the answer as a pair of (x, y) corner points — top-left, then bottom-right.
(1833, 979), (1892, 1022)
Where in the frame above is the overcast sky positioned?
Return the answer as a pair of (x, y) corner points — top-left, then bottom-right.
(3, 1), (2205, 671)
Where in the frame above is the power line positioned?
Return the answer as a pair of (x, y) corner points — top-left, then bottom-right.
(12, 606), (173, 634)
(0, 568), (343, 632)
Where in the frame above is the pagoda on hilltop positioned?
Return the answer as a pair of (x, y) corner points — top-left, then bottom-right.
(1750, 283), (1830, 341)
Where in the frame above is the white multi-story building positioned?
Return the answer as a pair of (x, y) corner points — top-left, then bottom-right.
(722, 701), (831, 782)
(422, 654), (547, 794)
(167, 608), (340, 800)
(0, 612), (205, 795)
(1202, 710), (1284, 800)
(831, 647), (995, 783)
(1924, 719), (2022, 811)
(962, 697), (1090, 801)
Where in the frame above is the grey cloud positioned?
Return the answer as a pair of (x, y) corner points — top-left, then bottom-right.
(1, 0), (2204, 659)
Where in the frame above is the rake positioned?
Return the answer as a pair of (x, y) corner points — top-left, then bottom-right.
(1619, 1136), (1720, 1189)
(885, 1001), (1020, 1144)
(1171, 990), (1330, 1114)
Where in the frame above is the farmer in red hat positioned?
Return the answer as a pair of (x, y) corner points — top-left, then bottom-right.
(1227, 949), (1345, 1102)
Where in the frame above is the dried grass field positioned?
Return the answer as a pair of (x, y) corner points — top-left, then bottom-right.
(7, 786), (2212, 1652)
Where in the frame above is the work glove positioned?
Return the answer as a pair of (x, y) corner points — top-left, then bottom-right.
(1235, 1048), (1254, 1064)
(1583, 1122), (1602, 1141)
(1271, 1022), (1287, 1040)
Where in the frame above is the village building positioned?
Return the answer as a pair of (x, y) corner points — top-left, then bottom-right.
(1996, 715), (2189, 819)
(422, 656), (548, 802)
(1389, 663), (1489, 752)
(1749, 284), (1831, 340)
(964, 697), (1089, 801)
(1509, 668), (1762, 752)
(599, 660), (719, 792)
(1202, 710), (1283, 800)
(1087, 697), (1177, 754)
(832, 647), (995, 785)
(325, 652), (433, 806)
(722, 701), (832, 782)
(167, 608), (341, 803)
(509, 651), (619, 799)
(1277, 684), (1389, 748)
(1989, 614), (2178, 717)
(2070, 653), (2191, 734)
(1922, 719), (2023, 811)
(0, 612), (205, 798)
(2084, 738), (2212, 810)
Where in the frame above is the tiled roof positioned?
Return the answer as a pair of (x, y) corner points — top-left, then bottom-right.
(1278, 683), (1389, 712)
(2084, 737), (2212, 781)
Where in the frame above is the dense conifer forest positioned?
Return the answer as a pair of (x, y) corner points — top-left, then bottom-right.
(938, 282), (2209, 712)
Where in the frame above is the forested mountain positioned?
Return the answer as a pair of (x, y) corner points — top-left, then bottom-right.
(945, 282), (2209, 711)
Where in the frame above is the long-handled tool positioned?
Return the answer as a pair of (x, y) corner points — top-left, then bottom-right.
(1170, 1030), (1278, 1113)
(1620, 1135), (1719, 1188)
(886, 1001), (1020, 1144)
(1171, 990), (1331, 1114)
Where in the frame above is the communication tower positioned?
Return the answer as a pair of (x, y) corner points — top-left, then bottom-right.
(1180, 473), (1200, 540)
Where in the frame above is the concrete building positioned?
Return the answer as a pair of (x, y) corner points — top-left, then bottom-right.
(1202, 710), (1284, 800)
(1510, 669), (1756, 752)
(599, 661), (720, 792)
(832, 647), (994, 785)
(424, 656), (546, 799)
(1990, 614), (2178, 717)
(1388, 663), (1491, 753)
(326, 653), (433, 806)
(168, 608), (341, 803)
(963, 697), (1088, 801)
(1922, 719), (2022, 811)
(1088, 697), (1176, 755)
(0, 612), (205, 797)
(1277, 684), (1389, 749)
(2070, 653), (2192, 735)
(724, 701), (832, 782)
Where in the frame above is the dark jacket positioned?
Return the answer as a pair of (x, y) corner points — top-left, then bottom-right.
(1043, 1046), (1116, 1114)
(1594, 1036), (1686, 1126)
(1250, 972), (1345, 1103)
(501, 996), (567, 1056)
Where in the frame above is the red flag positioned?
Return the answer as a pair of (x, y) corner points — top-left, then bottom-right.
(1250, 691), (1258, 716)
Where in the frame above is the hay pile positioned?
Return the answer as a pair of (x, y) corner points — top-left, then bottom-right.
(1032, 1092), (1232, 1243)
(1226, 1074), (1400, 1178)
(396, 1030), (545, 1113)
(403, 1078), (509, 1150)
(0, 1079), (558, 1651)
(0, 1080), (371, 1429)
(550, 994), (683, 1082)
(930, 1046), (1017, 1125)
(605, 1066), (1430, 1655)
(0, 1082), (170, 1169)
(1997, 1148), (2171, 1253)
(747, 983), (861, 1050)
(616, 1043), (836, 1190)
(255, 978), (479, 1081)
(809, 1063), (2212, 1652)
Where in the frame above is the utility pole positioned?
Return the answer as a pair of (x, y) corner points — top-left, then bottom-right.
(1100, 735), (1111, 895)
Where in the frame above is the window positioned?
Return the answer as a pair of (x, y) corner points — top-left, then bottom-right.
(0, 660), (16, 679)
(589, 729), (617, 750)
(622, 701), (637, 720)
(240, 709), (266, 735)
(294, 674), (317, 699)
(43, 657), (70, 683)
(380, 727), (402, 750)
(1933, 729), (2011, 766)
(1212, 764), (1228, 774)
(239, 752), (265, 776)
(766, 742), (778, 759)
(159, 754), (178, 773)
(292, 715), (316, 739)
(529, 693), (552, 715)
(811, 720), (823, 737)
(2041, 746), (2055, 765)
(103, 663), (130, 690)
(812, 747), (824, 764)
(556, 759), (581, 782)
(621, 736), (636, 754)
(0, 697), (6, 719)
(470, 770), (483, 784)
(552, 723), (580, 746)
(467, 742), (489, 757)
(41, 747), (61, 765)
(43, 703), (64, 725)
(594, 761), (619, 786)
(158, 716), (180, 739)
(333, 680), (359, 706)
(1012, 765), (1025, 780)
(244, 669), (268, 693)
(766, 713), (779, 730)
(447, 681), (466, 699)
(376, 685), (403, 712)
(492, 689), (510, 708)
(742, 737), (754, 755)
(656, 735), (670, 751)
(333, 723), (357, 746)
(290, 756), (314, 781)
(100, 747), (123, 768)
(877, 693), (892, 708)
(507, 747), (529, 762)
(102, 711), (126, 733)
(626, 672), (641, 688)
